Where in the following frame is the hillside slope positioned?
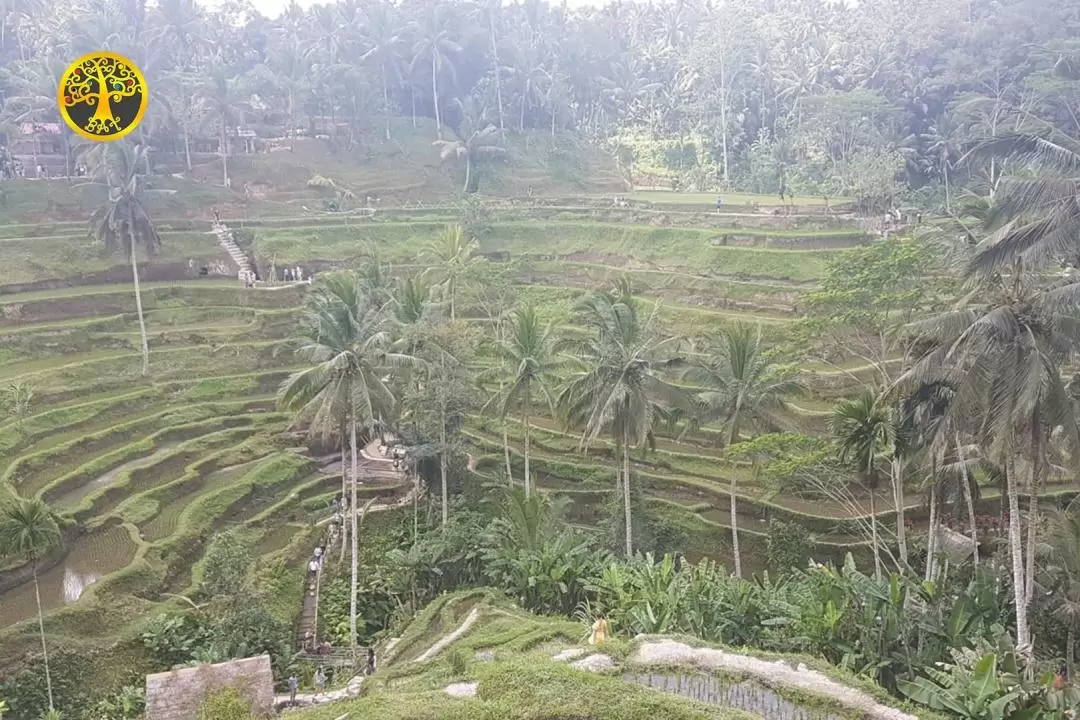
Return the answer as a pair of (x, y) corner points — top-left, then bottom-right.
(187, 122), (629, 207)
(287, 589), (930, 720)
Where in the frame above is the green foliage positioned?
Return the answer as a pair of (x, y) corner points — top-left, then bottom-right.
(483, 489), (603, 614)
(83, 685), (145, 720)
(202, 530), (255, 603)
(445, 646), (469, 676)
(899, 641), (1080, 720)
(141, 614), (211, 667)
(195, 688), (254, 720)
(765, 519), (814, 572)
(457, 195), (494, 241)
(797, 236), (940, 366)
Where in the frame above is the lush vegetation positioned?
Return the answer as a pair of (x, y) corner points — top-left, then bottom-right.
(1, 0), (1077, 207)
(1, 0), (1080, 718)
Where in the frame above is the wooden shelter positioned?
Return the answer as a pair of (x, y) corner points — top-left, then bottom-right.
(144, 653), (274, 720)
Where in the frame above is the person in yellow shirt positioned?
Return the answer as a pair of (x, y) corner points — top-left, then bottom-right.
(589, 616), (610, 645)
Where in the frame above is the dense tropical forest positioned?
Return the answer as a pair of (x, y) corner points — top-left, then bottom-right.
(0, 0), (1076, 198)
(0, 0), (1079, 718)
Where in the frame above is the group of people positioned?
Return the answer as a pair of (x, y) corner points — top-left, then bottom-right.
(282, 266), (305, 282)
(286, 648), (377, 705)
(378, 443), (408, 470)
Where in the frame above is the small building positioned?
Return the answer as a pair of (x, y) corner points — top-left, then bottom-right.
(12, 122), (64, 156)
(144, 654), (274, 720)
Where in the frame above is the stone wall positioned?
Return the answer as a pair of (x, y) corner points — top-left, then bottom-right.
(145, 654), (274, 720)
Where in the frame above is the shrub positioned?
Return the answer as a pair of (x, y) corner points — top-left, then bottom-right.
(765, 518), (814, 572)
(445, 647), (469, 677)
(195, 688), (253, 720)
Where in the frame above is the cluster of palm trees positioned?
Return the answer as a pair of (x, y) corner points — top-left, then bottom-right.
(3, 0), (1074, 195)
(823, 123), (1080, 663)
(276, 228), (797, 667)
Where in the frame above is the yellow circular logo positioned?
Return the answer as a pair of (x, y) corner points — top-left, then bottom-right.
(57, 51), (148, 142)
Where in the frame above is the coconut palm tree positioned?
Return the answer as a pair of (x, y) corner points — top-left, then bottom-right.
(359, 2), (404, 141)
(433, 101), (507, 193)
(558, 291), (682, 557)
(897, 269), (1080, 654)
(681, 324), (799, 578)
(421, 225), (480, 322)
(277, 270), (414, 660)
(409, 3), (461, 140)
(87, 143), (161, 377)
(194, 65), (247, 187)
(258, 35), (314, 149)
(960, 128), (1080, 274)
(832, 390), (892, 582)
(484, 305), (560, 498)
(0, 498), (61, 712)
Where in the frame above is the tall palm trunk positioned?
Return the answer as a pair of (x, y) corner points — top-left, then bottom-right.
(463, 153), (472, 194)
(1024, 427), (1044, 609)
(412, 460), (420, 544)
(339, 419), (348, 564)
(130, 239), (149, 376)
(956, 432), (978, 566)
(439, 417), (448, 526)
(892, 458), (908, 565)
(522, 388), (531, 498)
(520, 86), (527, 133)
(727, 408), (742, 578)
(33, 565), (54, 711)
(943, 159), (951, 213)
(1006, 456), (1031, 651)
(869, 484), (882, 582)
(440, 352), (449, 526)
(219, 119), (229, 187)
(349, 415), (359, 661)
(719, 48), (729, 186)
(622, 424), (633, 557)
(925, 479), (938, 582)
(431, 51), (442, 140)
(500, 380), (513, 486)
(1068, 622), (1076, 681)
(489, 12), (505, 137)
(183, 125), (192, 171)
(382, 63), (392, 141)
(1025, 484), (1038, 608)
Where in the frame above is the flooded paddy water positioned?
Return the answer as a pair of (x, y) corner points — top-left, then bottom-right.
(0, 524), (136, 629)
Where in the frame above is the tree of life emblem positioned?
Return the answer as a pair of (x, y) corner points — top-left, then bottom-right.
(59, 52), (146, 141)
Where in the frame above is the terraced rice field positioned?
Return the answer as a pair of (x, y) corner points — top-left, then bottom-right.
(0, 191), (991, 661)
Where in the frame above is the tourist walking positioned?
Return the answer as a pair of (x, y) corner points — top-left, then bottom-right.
(366, 648), (376, 676)
(288, 674), (299, 705)
(314, 667), (326, 696)
(716, 195), (723, 215)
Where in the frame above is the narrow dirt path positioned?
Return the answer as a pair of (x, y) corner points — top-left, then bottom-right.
(412, 607), (481, 663)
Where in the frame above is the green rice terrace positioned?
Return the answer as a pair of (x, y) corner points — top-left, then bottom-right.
(0, 148), (1071, 718)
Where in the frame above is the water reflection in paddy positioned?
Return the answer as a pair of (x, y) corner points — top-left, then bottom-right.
(0, 525), (136, 628)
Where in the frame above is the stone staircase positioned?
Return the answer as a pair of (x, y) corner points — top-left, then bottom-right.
(211, 222), (254, 281)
